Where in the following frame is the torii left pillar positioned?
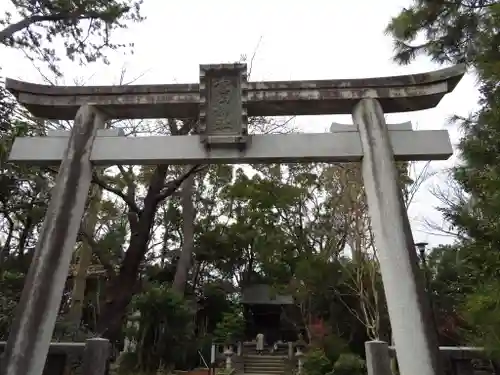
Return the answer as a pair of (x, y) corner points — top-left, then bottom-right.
(0, 105), (105, 375)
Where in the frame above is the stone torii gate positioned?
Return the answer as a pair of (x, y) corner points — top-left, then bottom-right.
(1, 63), (465, 375)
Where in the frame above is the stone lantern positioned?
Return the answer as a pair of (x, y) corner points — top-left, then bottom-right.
(224, 346), (234, 370)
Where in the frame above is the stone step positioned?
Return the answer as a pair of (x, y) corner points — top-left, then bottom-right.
(244, 360), (285, 365)
(244, 355), (287, 360)
(245, 351), (288, 356)
(244, 361), (286, 366)
(244, 357), (287, 374)
(244, 366), (285, 372)
(244, 363), (285, 369)
(243, 359), (285, 366)
(244, 360), (286, 365)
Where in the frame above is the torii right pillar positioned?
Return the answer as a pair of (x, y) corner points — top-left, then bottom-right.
(353, 98), (443, 375)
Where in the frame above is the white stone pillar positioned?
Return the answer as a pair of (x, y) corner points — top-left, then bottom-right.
(0, 105), (105, 375)
(210, 343), (216, 366)
(353, 98), (442, 375)
(295, 348), (304, 375)
(288, 342), (294, 360)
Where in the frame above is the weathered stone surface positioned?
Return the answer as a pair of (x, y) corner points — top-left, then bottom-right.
(9, 130), (452, 165)
(0, 105), (105, 375)
(5, 64), (466, 120)
(82, 338), (110, 375)
(365, 341), (391, 375)
(0, 342), (86, 375)
(354, 98), (443, 375)
(199, 63), (248, 148)
(47, 129), (124, 137)
(330, 121), (413, 132)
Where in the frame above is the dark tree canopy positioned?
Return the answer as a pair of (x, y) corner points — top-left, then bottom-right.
(385, 0), (499, 66)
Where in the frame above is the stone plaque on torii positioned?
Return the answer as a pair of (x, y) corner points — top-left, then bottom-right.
(1, 63), (465, 375)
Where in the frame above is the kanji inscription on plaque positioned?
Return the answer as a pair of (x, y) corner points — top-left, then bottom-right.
(214, 78), (237, 131)
(199, 63), (248, 148)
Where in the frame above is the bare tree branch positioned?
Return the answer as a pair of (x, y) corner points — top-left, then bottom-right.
(91, 172), (140, 215)
(0, 11), (105, 43)
(155, 165), (206, 204)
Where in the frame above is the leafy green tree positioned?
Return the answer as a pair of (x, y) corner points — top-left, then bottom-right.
(332, 353), (365, 375)
(123, 284), (194, 372)
(418, 244), (478, 345)
(0, 0), (144, 75)
(303, 348), (332, 375)
(213, 306), (245, 345)
(386, 0), (498, 65)
(462, 280), (500, 356)
(61, 119), (201, 342)
(0, 270), (24, 339)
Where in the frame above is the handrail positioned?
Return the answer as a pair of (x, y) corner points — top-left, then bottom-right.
(388, 345), (487, 359)
(198, 349), (209, 368)
(0, 341), (86, 354)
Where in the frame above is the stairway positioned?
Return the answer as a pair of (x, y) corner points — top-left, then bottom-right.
(243, 354), (287, 375)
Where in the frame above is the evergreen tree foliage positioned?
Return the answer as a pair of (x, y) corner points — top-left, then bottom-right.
(387, 0), (500, 351)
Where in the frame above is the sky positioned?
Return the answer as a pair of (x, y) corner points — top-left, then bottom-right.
(0, 0), (480, 248)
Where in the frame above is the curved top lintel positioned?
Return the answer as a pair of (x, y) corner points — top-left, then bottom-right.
(5, 64), (466, 97)
(4, 64), (466, 119)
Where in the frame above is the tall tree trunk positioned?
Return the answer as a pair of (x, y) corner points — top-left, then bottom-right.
(191, 261), (203, 294)
(0, 215), (14, 272)
(172, 173), (195, 295)
(160, 204), (176, 268)
(17, 216), (33, 258)
(94, 120), (196, 341)
(67, 183), (102, 327)
(96, 166), (168, 342)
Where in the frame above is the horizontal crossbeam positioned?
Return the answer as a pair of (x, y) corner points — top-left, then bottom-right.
(5, 65), (465, 120)
(9, 129), (452, 165)
(329, 121), (413, 132)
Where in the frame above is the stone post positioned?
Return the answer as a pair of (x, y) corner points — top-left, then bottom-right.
(0, 105), (105, 375)
(365, 341), (391, 375)
(453, 359), (474, 375)
(295, 347), (304, 375)
(353, 98), (442, 375)
(237, 341), (242, 356)
(82, 338), (111, 375)
(210, 343), (216, 366)
(224, 346), (234, 371)
(288, 342), (294, 360)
